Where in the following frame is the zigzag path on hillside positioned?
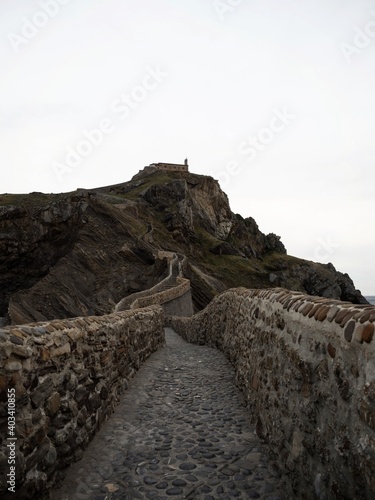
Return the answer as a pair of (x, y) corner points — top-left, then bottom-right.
(115, 252), (184, 313)
(51, 328), (285, 500)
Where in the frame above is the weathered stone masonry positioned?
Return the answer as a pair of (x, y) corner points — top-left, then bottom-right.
(114, 253), (180, 312)
(115, 253), (194, 318)
(131, 278), (191, 309)
(0, 306), (164, 499)
(171, 287), (375, 499)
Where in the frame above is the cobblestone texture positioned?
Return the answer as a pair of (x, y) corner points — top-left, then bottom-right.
(51, 329), (285, 500)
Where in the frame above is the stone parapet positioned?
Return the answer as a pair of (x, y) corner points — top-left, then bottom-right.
(115, 254), (179, 312)
(163, 289), (194, 317)
(115, 254), (193, 318)
(157, 250), (175, 261)
(0, 306), (164, 499)
(131, 278), (191, 309)
(171, 287), (375, 499)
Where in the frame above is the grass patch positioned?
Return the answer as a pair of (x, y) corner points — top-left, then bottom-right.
(203, 253), (271, 289)
(119, 173), (173, 201)
(0, 192), (73, 208)
(193, 225), (271, 289)
(262, 252), (302, 271)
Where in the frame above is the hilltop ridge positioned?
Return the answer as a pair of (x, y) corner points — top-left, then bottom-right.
(0, 168), (367, 325)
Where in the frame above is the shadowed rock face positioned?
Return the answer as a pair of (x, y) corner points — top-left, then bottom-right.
(1, 195), (168, 324)
(0, 169), (368, 324)
(0, 197), (87, 317)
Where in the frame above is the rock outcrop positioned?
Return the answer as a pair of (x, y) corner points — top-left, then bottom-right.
(0, 194), (168, 324)
(0, 169), (368, 325)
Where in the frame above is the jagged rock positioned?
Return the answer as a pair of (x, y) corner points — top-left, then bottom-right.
(269, 273), (281, 286)
(265, 233), (287, 253)
(1, 196), (168, 324)
(0, 169), (368, 324)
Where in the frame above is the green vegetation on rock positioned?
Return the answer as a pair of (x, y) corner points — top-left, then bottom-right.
(0, 168), (368, 324)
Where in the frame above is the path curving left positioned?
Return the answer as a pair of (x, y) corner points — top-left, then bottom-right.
(51, 329), (285, 500)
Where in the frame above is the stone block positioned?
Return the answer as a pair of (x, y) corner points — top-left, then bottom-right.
(360, 311), (375, 324)
(315, 306), (330, 321)
(31, 377), (54, 409)
(300, 303), (314, 316)
(26, 437), (51, 471)
(66, 373), (78, 392)
(77, 407), (88, 426)
(344, 321), (355, 342)
(86, 393), (101, 412)
(24, 424), (47, 455)
(358, 398), (375, 430)
(11, 345), (33, 359)
(308, 305), (321, 318)
(327, 343), (336, 358)
(46, 392), (61, 416)
(74, 385), (89, 407)
(5, 359), (23, 372)
(362, 323), (374, 343)
(50, 342), (71, 358)
(39, 348), (51, 362)
(9, 335), (24, 345)
(42, 442), (57, 467)
(326, 305), (340, 322)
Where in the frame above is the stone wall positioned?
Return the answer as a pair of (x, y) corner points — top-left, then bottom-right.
(0, 306), (164, 499)
(115, 253), (179, 312)
(162, 289), (194, 317)
(150, 163), (188, 172)
(115, 253), (193, 318)
(171, 287), (375, 499)
(131, 278), (191, 310)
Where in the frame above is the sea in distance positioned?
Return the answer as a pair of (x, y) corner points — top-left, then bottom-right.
(365, 296), (375, 305)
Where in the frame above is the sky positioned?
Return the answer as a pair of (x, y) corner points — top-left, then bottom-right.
(0, 0), (374, 295)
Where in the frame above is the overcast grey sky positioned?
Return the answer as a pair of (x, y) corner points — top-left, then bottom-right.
(1, 0), (374, 294)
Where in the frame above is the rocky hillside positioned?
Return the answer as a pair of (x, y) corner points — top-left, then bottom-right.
(0, 168), (368, 325)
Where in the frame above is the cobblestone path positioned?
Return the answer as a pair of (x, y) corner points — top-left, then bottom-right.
(51, 329), (285, 500)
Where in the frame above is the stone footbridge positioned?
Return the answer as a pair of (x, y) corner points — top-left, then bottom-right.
(51, 328), (284, 499)
(1, 252), (375, 499)
(115, 253), (193, 316)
